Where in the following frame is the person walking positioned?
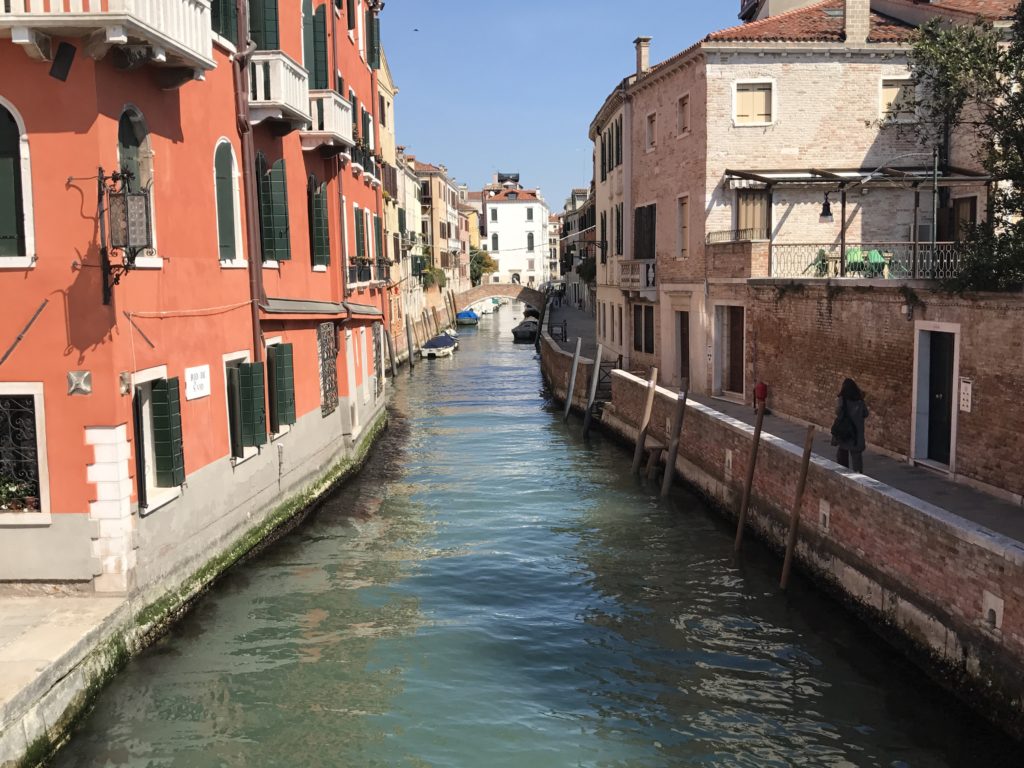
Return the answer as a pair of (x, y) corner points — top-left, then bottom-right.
(832, 378), (869, 472)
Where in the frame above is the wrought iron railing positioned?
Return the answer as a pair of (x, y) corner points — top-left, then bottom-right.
(0, 395), (39, 512)
(706, 227), (770, 244)
(769, 242), (961, 280)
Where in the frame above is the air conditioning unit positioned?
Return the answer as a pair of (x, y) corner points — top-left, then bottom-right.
(913, 223), (932, 243)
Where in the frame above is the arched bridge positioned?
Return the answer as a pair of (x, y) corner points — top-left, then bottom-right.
(455, 283), (547, 312)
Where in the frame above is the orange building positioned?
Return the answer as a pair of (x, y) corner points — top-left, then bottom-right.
(0, 0), (390, 595)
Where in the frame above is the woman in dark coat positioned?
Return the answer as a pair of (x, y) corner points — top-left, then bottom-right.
(834, 378), (869, 472)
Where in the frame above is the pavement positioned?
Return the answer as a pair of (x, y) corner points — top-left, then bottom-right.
(0, 594), (125, 749)
(545, 298), (1024, 545)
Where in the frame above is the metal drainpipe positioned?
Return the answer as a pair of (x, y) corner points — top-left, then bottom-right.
(233, 0), (265, 363)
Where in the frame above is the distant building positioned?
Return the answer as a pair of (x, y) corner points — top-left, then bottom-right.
(479, 174), (551, 287)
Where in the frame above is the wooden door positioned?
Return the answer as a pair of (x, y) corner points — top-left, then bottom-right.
(927, 332), (955, 464)
(726, 306), (745, 394)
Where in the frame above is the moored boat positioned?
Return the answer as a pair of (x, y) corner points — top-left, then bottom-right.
(420, 333), (458, 359)
(456, 310), (480, 326)
(511, 318), (539, 343)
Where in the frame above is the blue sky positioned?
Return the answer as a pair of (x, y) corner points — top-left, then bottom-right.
(382, 1), (741, 212)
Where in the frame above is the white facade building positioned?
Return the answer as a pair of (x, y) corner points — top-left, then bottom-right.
(481, 180), (551, 287)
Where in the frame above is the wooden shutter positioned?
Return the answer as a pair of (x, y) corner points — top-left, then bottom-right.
(633, 304), (643, 352)
(368, 11), (381, 70)
(211, 0), (237, 45)
(132, 386), (148, 509)
(374, 214), (383, 262)
(737, 190), (768, 235)
(265, 159), (291, 261)
(737, 84), (771, 124)
(311, 182), (329, 267)
(226, 367), (244, 458)
(0, 108), (24, 258)
(215, 143), (236, 261)
(362, 108), (371, 145)
(355, 207), (365, 259)
(644, 305), (655, 354)
(267, 344), (296, 432)
(347, 0), (356, 30)
(313, 5), (329, 89)
(239, 362), (267, 447)
(398, 207), (406, 234)
(302, 0), (315, 81)
(151, 377), (185, 487)
(250, 0), (280, 50)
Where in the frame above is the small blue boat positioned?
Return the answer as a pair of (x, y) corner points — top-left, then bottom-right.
(456, 310), (480, 326)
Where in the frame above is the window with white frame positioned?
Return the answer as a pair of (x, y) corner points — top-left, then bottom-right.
(735, 82), (773, 125)
(677, 94), (690, 135)
(130, 366), (184, 513)
(214, 140), (244, 266)
(882, 78), (916, 122)
(0, 99), (34, 268)
(0, 383), (49, 517)
(645, 112), (657, 151)
(676, 196), (689, 258)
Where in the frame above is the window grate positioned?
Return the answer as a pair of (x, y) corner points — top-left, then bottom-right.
(0, 395), (39, 510)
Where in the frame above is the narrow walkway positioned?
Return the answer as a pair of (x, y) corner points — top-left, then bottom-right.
(546, 301), (598, 359)
(540, 299), (1024, 544)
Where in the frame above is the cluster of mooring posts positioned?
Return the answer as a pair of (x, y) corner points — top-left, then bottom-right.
(399, 289), (464, 373)
(561, 339), (820, 591)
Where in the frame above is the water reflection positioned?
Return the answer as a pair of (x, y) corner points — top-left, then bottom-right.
(51, 307), (1017, 768)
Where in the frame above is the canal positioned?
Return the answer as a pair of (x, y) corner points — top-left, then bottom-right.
(52, 306), (1016, 767)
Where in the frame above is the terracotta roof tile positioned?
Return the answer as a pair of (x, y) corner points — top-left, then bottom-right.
(919, 0), (1017, 20)
(489, 189), (540, 202)
(705, 0), (914, 44)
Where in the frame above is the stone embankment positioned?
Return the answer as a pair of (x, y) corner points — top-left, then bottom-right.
(539, 330), (1024, 740)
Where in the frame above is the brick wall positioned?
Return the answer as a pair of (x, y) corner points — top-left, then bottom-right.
(602, 369), (1024, 737)
(706, 240), (771, 279)
(539, 332), (595, 413)
(747, 281), (1024, 498)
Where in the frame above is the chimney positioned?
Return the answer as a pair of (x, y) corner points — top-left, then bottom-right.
(634, 36), (651, 76)
(845, 0), (869, 45)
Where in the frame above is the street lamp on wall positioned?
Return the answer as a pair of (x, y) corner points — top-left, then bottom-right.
(819, 191), (834, 224)
(97, 166), (152, 305)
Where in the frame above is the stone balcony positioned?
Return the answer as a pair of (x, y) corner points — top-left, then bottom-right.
(0, 0), (214, 72)
(619, 259), (656, 300)
(704, 229), (771, 279)
(249, 50), (310, 128)
(300, 90), (354, 152)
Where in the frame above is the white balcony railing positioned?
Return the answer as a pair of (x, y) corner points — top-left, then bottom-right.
(619, 259), (657, 292)
(249, 50), (310, 127)
(770, 242), (961, 280)
(301, 90), (354, 151)
(0, 0), (214, 69)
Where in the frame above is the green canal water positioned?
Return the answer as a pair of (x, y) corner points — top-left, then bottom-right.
(52, 307), (1017, 767)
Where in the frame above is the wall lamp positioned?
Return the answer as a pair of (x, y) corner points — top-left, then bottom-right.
(819, 191), (834, 223)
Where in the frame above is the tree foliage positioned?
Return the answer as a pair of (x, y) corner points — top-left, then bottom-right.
(908, 2), (1024, 290)
(577, 256), (596, 285)
(421, 266), (447, 290)
(469, 248), (497, 286)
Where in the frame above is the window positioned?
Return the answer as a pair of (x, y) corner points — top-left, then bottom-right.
(347, 0), (357, 30)
(210, 0), (237, 44)
(633, 305), (643, 352)
(492, 233), (499, 251)
(308, 175), (329, 269)
(634, 204), (657, 260)
(644, 305), (655, 354)
(527, 258), (535, 271)
(677, 94), (690, 135)
(0, 385), (48, 517)
(600, 133), (607, 181)
(131, 369), (184, 512)
(0, 102), (30, 263)
(527, 233), (535, 252)
(257, 153), (290, 262)
(527, 207), (533, 221)
(225, 357), (266, 461)
(599, 211), (607, 264)
(490, 207), (497, 222)
(645, 113), (657, 150)
(617, 307), (623, 346)
(508, 192), (518, 200)
(615, 203), (623, 255)
(366, 8), (381, 69)
(302, 1), (329, 90)
(214, 142), (242, 264)
(735, 82), (773, 125)
(615, 115), (623, 166)
(737, 189), (769, 239)
(250, 0), (280, 50)
(676, 196), (689, 258)
(267, 343), (296, 434)
(379, 95), (387, 127)
(882, 78), (916, 122)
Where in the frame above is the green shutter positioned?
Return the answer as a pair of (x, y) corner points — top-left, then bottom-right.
(263, 158), (291, 261)
(368, 12), (381, 70)
(226, 366), (243, 458)
(362, 108), (370, 145)
(311, 182), (329, 267)
(152, 378), (185, 487)
(313, 6), (329, 90)
(398, 207), (406, 235)
(211, 0), (237, 45)
(215, 143), (236, 261)
(374, 214), (382, 263)
(347, 0), (356, 30)
(302, 0), (315, 81)
(251, 0), (279, 50)
(355, 208), (365, 259)
(239, 362), (267, 447)
(268, 344), (296, 432)
(0, 108), (24, 258)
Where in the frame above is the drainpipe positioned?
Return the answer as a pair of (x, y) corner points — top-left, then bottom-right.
(233, 0), (265, 363)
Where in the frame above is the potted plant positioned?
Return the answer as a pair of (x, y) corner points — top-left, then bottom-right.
(0, 475), (35, 512)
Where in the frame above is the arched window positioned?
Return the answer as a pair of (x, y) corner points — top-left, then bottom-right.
(491, 233), (498, 251)
(214, 141), (240, 263)
(527, 232), (535, 252)
(117, 109), (155, 258)
(0, 104), (26, 259)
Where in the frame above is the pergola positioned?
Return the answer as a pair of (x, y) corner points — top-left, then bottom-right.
(723, 166), (992, 277)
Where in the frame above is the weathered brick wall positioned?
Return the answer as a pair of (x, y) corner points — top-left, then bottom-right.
(747, 282), (1024, 498)
(706, 240), (771, 279)
(604, 370), (1024, 736)
(539, 332), (595, 413)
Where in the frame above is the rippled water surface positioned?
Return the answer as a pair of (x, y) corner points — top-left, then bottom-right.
(53, 307), (1018, 767)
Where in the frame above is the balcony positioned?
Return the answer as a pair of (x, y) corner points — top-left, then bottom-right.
(0, 0), (214, 71)
(769, 242), (961, 280)
(249, 50), (310, 128)
(348, 144), (378, 182)
(300, 90), (353, 151)
(704, 228), (770, 278)
(619, 259), (657, 298)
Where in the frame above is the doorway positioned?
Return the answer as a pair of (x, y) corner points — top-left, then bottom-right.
(913, 324), (958, 469)
(676, 310), (690, 388)
(714, 305), (745, 397)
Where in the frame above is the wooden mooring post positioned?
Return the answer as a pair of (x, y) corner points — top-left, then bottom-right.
(384, 330), (398, 378)
(404, 311), (416, 370)
(582, 344), (603, 437)
(630, 368), (659, 476)
(659, 386), (689, 498)
(780, 425), (816, 590)
(734, 396), (767, 552)
(563, 337), (583, 422)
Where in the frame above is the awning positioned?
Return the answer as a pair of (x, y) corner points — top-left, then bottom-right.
(260, 297), (383, 322)
(725, 167), (991, 189)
